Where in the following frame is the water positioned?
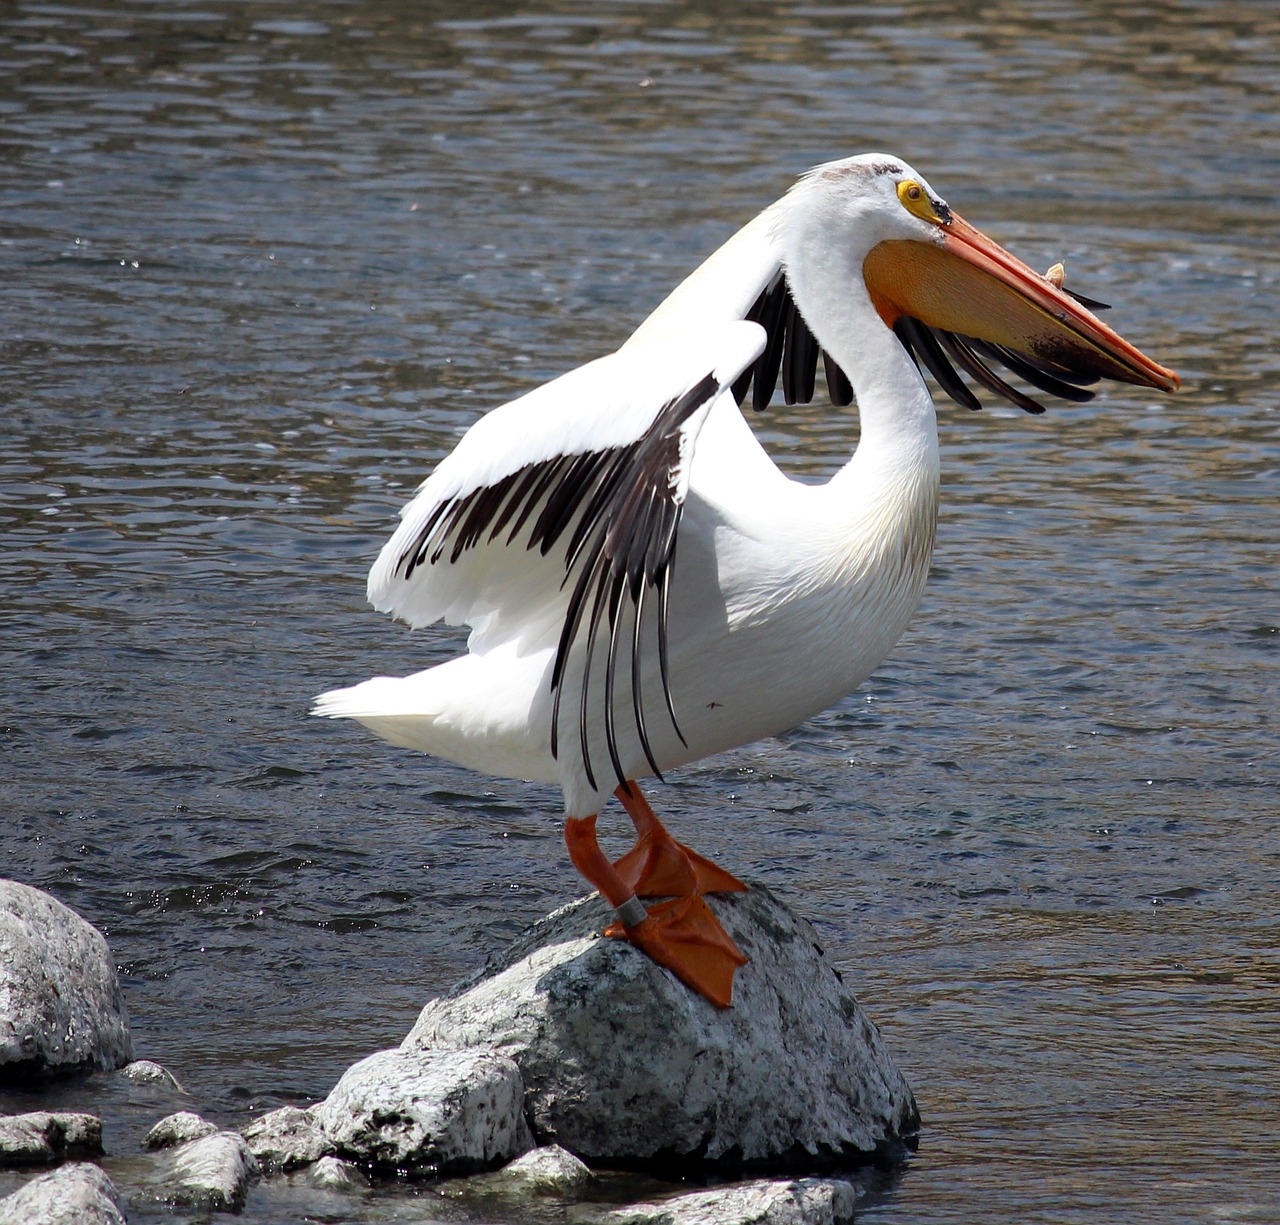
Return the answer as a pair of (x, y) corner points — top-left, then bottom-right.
(2, 0), (1277, 1220)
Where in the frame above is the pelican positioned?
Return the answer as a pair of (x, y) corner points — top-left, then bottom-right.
(314, 154), (1178, 1007)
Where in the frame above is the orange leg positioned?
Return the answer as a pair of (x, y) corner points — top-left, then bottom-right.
(565, 813), (747, 1009)
(611, 782), (748, 898)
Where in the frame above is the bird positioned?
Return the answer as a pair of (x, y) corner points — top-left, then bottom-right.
(314, 153), (1179, 1008)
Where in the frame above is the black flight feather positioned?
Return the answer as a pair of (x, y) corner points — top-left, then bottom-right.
(751, 278), (790, 412)
(734, 270), (1115, 418)
(933, 330), (1048, 415)
(894, 318), (983, 412)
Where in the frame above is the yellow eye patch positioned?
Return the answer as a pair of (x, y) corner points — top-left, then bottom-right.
(897, 179), (943, 224)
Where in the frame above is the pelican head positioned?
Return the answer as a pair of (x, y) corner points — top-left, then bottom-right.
(780, 153), (1179, 412)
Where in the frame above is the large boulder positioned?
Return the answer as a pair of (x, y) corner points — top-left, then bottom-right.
(404, 883), (918, 1171)
(0, 882), (131, 1083)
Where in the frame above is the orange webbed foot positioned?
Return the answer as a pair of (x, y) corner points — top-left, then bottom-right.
(612, 832), (748, 898)
(606, 894), (748, 1008)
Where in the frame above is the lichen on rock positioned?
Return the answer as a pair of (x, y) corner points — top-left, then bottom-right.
(405, 883), (918, 1171)
(0, 881), (131, 1084)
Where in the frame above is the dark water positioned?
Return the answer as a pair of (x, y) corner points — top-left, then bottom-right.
(2, 1), (1277, 1221)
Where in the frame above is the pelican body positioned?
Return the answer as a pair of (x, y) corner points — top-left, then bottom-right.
(316, 154), (1178, 1006)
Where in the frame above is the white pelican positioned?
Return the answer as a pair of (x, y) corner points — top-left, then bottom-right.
(315, 154), (1178, 1007)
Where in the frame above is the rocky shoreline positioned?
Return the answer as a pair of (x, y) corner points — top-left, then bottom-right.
(1, 878), (918, 1224)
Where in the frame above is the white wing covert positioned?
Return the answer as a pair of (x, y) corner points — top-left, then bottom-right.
(366, 320), (767, 787)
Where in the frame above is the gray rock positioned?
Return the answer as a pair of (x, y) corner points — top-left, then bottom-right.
(492, 1144), (594, 1195)
(143, 1110), (217, 1150)
(585, 1177), (859, 1225)
(119, 1059), (183, 1090)
(405, 883), (917, 1170)
(306, 1155), (367, 1190)
(241, 1105), (332, 1173)
(141, 1130), (259, 1212)
(0, 1162), (126, 1225)
(314, 1046), (534, 1175)
(0, 881), (131, 1082)
(0, 1113), (103, 1167)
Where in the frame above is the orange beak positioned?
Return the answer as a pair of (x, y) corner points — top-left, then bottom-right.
(863, 212), (1180, 394)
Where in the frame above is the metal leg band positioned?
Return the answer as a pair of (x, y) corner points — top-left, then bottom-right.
(614, 895), (648, 930)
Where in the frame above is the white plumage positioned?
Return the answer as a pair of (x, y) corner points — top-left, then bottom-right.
(314, 153), (1177, 1006)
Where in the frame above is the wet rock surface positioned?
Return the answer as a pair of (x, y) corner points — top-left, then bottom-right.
(118, 1060), (183, 1091)
(242, 1104), (333, 1172)
(0, 1113), (103, 1168)
(0, 886), (914, 1222)
(0, 882), (132, 1083)
(406, 883), (918, 1170)
(314, 1046), (534, 1174)
(306, 1155), (368, 1190)
(0, 1162), (126, 1225)
(492, 1144), (594, 1196)
(582, 1177), (860, 1225)
(138, 1128), (260, 1213)
(143, 1110), (218, 1151)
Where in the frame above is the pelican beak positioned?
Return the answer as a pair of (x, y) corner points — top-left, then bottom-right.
(863, 212), (1180, 393)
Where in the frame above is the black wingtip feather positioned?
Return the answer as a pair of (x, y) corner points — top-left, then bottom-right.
(751, 279), (789, 412)
(966, 338), (1099, 401)
(546, 374), (717, 785)
(934, 330), (1047, 415)
(895, 318), (983, 412)
(823, 351), (854, 407)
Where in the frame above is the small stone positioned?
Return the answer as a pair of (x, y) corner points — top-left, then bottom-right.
(315, 1046), (534, 1175)
(241, 1105), (332, 1173)
(119, 1059), (184, 1090)
(587, 1177), (859, 1225)
(0, 1113), (103, 1167)
(495, 1144), (594, 1196)
(0, 1162), (125, 1225)
(0, 881), (132, 1083)
(141, 1130), (260, 1213)
(307, 1155), (367, 1190)
(144, 1111), (218, 1150)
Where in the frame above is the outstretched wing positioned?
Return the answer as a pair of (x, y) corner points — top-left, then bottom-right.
(367, 320), (767, 788)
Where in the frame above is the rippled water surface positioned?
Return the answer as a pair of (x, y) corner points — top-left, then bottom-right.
(2, 1), (1277, 1221)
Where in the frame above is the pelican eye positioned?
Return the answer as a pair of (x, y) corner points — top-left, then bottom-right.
(897, 179), (942, 223)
